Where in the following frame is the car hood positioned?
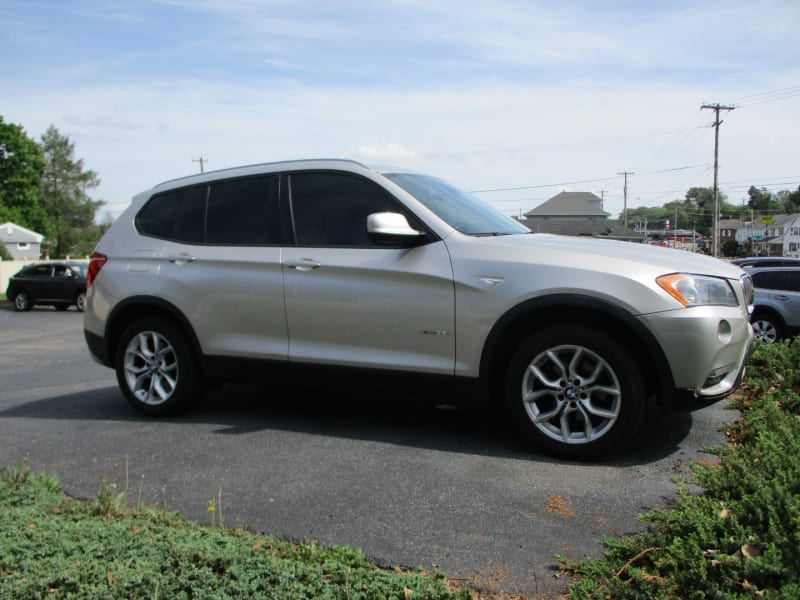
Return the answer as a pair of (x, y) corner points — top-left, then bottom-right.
(466, 233), (746, 279)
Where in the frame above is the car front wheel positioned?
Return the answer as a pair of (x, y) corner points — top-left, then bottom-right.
(13, 291), (33, 312)
(75, 292), (86, 312)
(116, 317), (202, 416)
(505, 325), (646, 460)
(751, 312), (780, 344)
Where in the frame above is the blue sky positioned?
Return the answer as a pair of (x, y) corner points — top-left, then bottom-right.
(2, 0), (799, 220)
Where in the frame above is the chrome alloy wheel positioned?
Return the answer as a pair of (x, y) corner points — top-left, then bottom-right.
(752, 318), (778, 344)
(123, 331), (179, 405)
(521, 344), (622, 445)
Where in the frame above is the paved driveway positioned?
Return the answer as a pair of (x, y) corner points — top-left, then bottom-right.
(0, 305), (737, 597)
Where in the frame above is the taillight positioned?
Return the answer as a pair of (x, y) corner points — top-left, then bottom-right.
(86, 252), (107, 287)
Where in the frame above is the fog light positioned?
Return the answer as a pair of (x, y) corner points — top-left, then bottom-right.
(703, 371), (727, 388)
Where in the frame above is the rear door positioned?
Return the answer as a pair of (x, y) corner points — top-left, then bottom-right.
(282, 171), (456, 374)
(25, 264), (54, 301)
(153, 175), (289, 360)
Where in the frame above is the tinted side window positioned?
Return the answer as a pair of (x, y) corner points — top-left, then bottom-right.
(289, 172), (406, 246)
(53, 265), (71, 277)
(752, 271), (787, 291)
(206, 176), (278, 245)
(785, 272), (800, 292)
(137, 185), (206, 243)
(31, 265), (52, 277)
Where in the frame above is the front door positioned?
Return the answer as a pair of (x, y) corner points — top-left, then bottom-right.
(282, 171), (456, 374)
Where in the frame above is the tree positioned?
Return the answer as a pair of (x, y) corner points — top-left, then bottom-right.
(747, 186), (783, 215)
(39, 125), (103, 258)
(777, 186), (800, 213)
(721, 239), (738, 257)
(0, 116), (48, 233)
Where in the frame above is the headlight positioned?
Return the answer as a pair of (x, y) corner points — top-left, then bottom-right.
(656, 273), (738, 307)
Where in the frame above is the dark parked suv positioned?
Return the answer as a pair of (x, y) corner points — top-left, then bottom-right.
(6, 261), (87, 312)
(737, 260), (800, 343)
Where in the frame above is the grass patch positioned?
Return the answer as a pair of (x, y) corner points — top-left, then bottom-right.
(561, 339), (800, 599)
(0, 459), (469, 599)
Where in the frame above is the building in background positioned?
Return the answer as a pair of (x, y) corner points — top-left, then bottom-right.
(516, 191), (643, 242)
(0, 222), (44, 260)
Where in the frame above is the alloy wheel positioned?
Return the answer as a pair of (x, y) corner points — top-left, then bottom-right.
(520, 344), (622, 445)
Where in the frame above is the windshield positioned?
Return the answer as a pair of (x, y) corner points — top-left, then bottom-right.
(384, 173), (530, 236)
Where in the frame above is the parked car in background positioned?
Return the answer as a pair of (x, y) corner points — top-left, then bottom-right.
(6, 261), (87, 312)
(732, 256), (800, 269)
(84, 159), (754, 459)
(737, 261), (800, 344)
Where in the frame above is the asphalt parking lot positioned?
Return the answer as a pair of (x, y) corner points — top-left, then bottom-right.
(0, 304), (738, 597)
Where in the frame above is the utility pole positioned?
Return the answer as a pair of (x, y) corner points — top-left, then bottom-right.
(598, 189), (608, 211)
(617, 172), (634, 229)
(192, 155), (208, 173)
(701, 103), (735, 257)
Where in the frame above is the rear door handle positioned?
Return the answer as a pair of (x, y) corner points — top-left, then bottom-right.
(164, 253), (196, 265)
(286, 259), (321, 272)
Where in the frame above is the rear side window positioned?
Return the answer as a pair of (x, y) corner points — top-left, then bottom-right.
(207, 176), (278, 245)
(30, 265), (52, 277)
(137, 185), (206, 243)
(136, 175), (279, 245)
(752, 270), (789, 291)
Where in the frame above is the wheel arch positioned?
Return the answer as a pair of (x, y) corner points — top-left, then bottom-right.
(479, 294), (675, 406)
(104, 296), (204, 370)
(750, 304), (785, 327)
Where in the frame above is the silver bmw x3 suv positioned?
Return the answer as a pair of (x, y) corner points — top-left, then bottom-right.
(84, 159), (754, 459)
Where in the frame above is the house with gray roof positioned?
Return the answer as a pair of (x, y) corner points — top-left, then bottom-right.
(0, 222), (44, 259)
(517, 192), (643, 241)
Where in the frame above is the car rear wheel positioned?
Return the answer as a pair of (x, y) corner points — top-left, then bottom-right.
(505, 325), (646, 460)
(13, 291), (33, 312)
(751, 312), (780, 344)
(116, 317), (202, 416)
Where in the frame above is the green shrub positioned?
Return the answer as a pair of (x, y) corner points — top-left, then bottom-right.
(562, 339), (800, 599)
(0, 464), (469, 599)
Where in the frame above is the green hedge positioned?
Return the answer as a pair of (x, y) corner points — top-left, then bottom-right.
(563, 339), (800, 599)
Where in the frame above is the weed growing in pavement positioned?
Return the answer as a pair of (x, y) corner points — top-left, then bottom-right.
(0, 454), (30, 489)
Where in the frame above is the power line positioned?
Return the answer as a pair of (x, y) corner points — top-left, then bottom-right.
(469, 175), (621, 194)
(726, 85), (800, 108)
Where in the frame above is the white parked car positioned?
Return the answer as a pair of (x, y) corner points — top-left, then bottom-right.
(84, 159), (754, 459)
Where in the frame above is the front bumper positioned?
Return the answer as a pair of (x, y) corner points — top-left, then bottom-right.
(639, 305), (754, 410)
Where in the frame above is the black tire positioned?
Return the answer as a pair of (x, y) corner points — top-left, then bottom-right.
(751, 311), (781, 344)
(75, 291), (86, 312)
(115, 317), (202, 416)
(13, 291), (33, 312)
(505, 325), (646, 460)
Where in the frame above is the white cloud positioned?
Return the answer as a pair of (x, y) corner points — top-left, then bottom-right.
(2, 0), (797, 220)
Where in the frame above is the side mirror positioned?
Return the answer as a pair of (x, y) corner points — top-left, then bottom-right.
(367, 212), (427, 246)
